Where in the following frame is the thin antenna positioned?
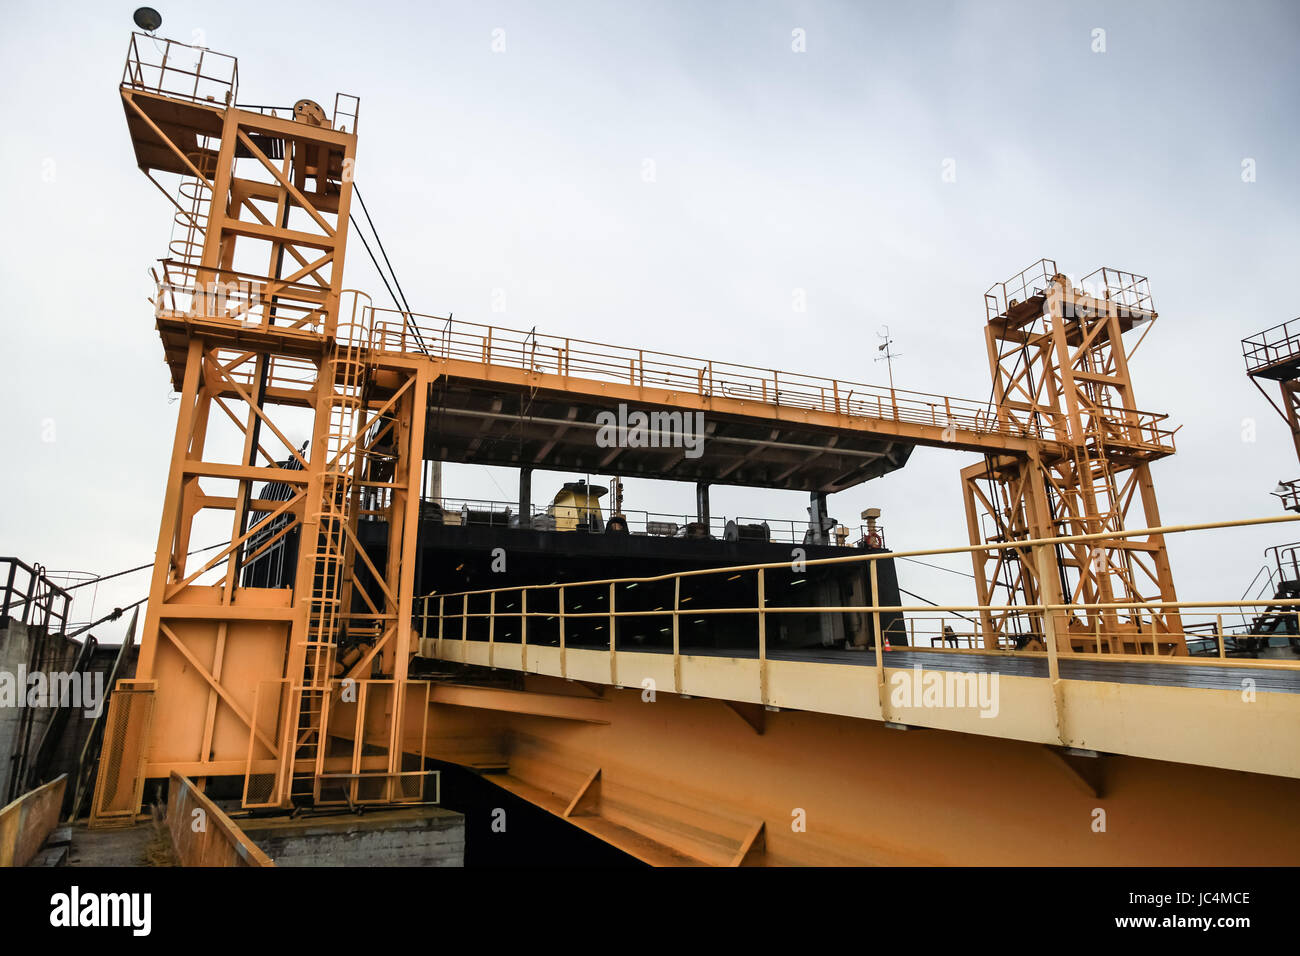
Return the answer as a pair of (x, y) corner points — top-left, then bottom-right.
(874, 324), (901, 393)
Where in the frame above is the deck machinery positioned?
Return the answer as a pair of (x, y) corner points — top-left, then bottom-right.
(88, 32), (1300, 864)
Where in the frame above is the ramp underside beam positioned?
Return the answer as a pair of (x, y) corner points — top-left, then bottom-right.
(462, 676), (1300, 866)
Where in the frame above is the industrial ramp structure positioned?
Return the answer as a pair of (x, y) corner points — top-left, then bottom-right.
(89, 32), (1300, 865)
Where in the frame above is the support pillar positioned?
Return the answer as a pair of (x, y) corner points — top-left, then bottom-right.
(519, 467), (532, 528)
(808, 491), (830, 546)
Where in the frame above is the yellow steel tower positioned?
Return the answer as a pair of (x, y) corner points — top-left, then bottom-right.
(92, 35), (433, 823)
(961, 261), (1182, 655)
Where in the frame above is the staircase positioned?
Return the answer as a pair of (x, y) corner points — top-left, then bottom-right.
(1219, 543), (1300, 655)
(1245, 578), (1300, 652)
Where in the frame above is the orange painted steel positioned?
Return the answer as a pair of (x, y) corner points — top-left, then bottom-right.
(464, 679), (1300, 866)
(87, 31), (1300, 866)
(0, 775), (68, 867)
(167, 772), (274, 867)
(96, 33), (430, 815)
(962, 263), (1180, 656)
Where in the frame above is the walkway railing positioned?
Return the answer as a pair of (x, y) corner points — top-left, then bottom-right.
(122, 32), (238, 105)
(1243, 317), (1300, 375)
(422, 495), (883, 546)
(0, 558), (72, 634)
(367, 308), (1066, 443)
(418, 512), (1300, 673)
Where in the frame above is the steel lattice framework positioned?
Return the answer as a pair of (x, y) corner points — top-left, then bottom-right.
(92, 36), (1300, 866)
(94, 35), (433, 822)
(961, 262), (1181, 654)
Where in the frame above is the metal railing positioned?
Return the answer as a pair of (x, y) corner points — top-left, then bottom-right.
(154, 260), (330, 334)
(0, 558), (73, 634)
(368, 308), (1064, 443)
(1268, 541), (1300, 584)
(333, 93), (361, 134)
(418, 512), (1300, 671)
(234, 94), (362, 133)
(985, 258), (1058, 322)
(426, 497), (730, 537)
(419, 495), (880, 546)
(1087, 404), (1178, 455)
(1243, 318), (1300, 375)
(1080, 266), (1155, 319)
(985, 261), (1156, 326)
(122, 32), (238, 105)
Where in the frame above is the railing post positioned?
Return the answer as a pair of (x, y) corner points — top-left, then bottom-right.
(609, 582), (618, 687)
(1216, 613), (1225, 659)
(672, 577), (681, 694)
(514, 587), (525, 671)
(23, 567), (35, 625)
(438, 596), (445, 657)
(554, 587), (561, 677)
(871, 559), (888, 721)
(487, 592), (495, 669)
(1034, 546), (1067, 744)
(757, 569), (767, 705)
(3, 561), (15, 621)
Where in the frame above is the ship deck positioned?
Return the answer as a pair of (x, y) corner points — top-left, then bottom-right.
(698, 645), (1300, 694)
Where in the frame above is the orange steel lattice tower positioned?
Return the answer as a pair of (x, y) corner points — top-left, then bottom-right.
(961, 261), (1182, 655)
(91, 35), (432, 824)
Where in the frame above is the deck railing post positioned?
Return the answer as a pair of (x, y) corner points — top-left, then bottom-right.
(1034, 547), (1067, 743)
(757, 569), (767, 705)
(3, 561), (15, 621)
(609, 582), (618, 686)
(871, 559), (888, 721)
(672, 577), (681, 694)
(515, 584), (525, 640)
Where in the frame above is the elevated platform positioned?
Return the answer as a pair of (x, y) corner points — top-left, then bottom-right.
(1244, 317), (1300, 382)
(366, 310), (1059, 494)
(423, 376), (915, 491)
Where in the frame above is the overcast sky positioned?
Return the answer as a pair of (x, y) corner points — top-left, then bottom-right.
(2, 0), (1298, 638)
